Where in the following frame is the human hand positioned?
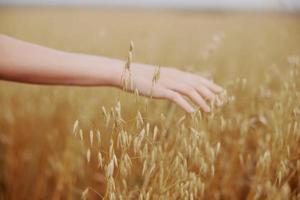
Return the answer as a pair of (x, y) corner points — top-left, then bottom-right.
(115, 63), (223, 113)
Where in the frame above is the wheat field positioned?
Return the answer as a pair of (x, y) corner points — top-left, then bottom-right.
(0, 7), (299, 200)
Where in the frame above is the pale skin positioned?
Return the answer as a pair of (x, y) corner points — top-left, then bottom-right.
(0, 34), (223, 113)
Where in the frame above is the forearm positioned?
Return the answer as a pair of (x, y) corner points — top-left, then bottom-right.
(0, 34), (123, 87)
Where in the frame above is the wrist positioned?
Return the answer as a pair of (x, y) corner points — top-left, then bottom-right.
(96, 57), (123, 88)
(108, 61), (123, 88)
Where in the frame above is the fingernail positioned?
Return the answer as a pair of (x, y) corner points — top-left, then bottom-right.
(189, 108), (196, 113)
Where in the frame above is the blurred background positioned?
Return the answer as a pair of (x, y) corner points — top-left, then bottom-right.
(0, 0), (300, 11)
(0, 0), (299, 200)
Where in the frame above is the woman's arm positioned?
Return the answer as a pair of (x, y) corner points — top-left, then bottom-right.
(0, 34), (122, 86)
(0, 34), (223, 113)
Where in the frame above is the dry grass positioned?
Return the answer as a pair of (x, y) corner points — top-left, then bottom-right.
(0, 7), (300, 200)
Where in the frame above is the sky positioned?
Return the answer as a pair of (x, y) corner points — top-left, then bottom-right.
(0, 0), (299, 11)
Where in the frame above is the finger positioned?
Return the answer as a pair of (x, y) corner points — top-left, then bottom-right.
(168, 83), (211, 113)
(198, 77), (223, 93)
(179, 71), (223, 94)
(177, 74), (215, 99)
(182, 89), (211, 113)
(164, 90), (195, 113)
(195, 84), (215, 101)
